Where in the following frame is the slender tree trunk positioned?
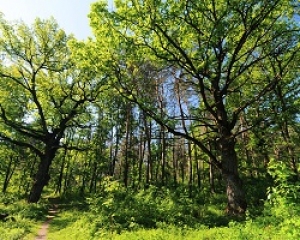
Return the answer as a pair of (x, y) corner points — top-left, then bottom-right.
(209, 160), (215, 194)
(240, 114), (257, 178)
(187, 141), (193, 197)
(194, 147), (201, 189)
(90, 139), (100, 194)
(2, 156), (16, 193)
(155, 152), (159, 184)
(63, 157), (72, 194)
(89, 160), (98, 193)
(55, 149), (67, 194)
(123, 103), (132, 188)
(281, 120), (298, 179)
(172, 138), (178, 187)
(109, 130), (120, 176)
(80, 157), (88, 195)
(145, 116), (152, 187)
(138, 133), (145, 188)
(274, 84), (298, 178)
(208, 140), (216, 193)
(179, 141), (187, 185)
(160, 128), (166, 186)
(21, 154), (38, 194)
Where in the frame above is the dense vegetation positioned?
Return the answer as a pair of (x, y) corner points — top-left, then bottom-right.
(1, 0), (300, 239)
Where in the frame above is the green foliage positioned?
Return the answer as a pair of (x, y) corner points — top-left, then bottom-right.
(47, 182), (226, 239)
(1, 0), (300, 238)
(0, 193), (48, 239)
(87, 0), (300, 216)
(266, 158), (300, 207)
(45, 180), (300, 239)
(2, 177), (300, 240)
(258, 158), (300, 238)
(86, 182), (208, 231)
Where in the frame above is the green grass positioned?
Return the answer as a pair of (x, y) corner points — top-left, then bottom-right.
(1, 179), (300, 240)
(45, 183), (300, 240)
(46, 211), (298, 240)
(46, 213), (291, 240)
(0, 193), (49, 240)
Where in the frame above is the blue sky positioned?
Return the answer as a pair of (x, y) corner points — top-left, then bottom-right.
(0, 0), (106, 39)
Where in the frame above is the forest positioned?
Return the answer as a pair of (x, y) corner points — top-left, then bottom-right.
(1, 0), (300, 239)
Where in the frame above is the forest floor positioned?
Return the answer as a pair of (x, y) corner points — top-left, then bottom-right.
(1, 188), (299, 240)
(35, 198), (59, 240)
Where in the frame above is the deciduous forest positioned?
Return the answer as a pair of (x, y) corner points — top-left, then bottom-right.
(1, 0), (300, 239)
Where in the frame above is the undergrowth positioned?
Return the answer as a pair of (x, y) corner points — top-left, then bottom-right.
(1, 159), (300, 240)
(47, 174), (300, 240)
(0, 193), (48, 240)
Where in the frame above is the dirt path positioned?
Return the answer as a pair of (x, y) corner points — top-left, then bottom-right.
(35, 204), (58, 240)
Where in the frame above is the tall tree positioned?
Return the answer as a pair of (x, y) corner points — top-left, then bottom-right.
(0, 17), (106, 202)
(89, 0), (299, 213)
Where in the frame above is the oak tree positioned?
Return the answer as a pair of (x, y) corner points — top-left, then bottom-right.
(89, 0), (300, 213)
(0, 17), (106, 202)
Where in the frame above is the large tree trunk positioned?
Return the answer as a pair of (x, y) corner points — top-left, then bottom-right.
(220, 136), (247, 215)
(28, 148), (57, 203)
(28, 158), (51, 203)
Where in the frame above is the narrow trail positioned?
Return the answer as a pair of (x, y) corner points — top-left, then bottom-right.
(35, 204), (59, 240)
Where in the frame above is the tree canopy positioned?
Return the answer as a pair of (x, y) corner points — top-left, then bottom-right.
(0, 17), (108, 202)
(0, 0), (300, 217)
(87, 0), (300, 213)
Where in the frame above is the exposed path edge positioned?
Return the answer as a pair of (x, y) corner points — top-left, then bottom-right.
(35, 204), (58, 240)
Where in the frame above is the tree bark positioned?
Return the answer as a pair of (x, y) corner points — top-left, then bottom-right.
(55, 148), (67, 194)
(28, 156), (52, 203)
(219, 136), (247, 214)
(123, 103), (132, 188)
(145, 116), (152, 187)
(28, 142), (58, 203)
(2, 156), (16, 193)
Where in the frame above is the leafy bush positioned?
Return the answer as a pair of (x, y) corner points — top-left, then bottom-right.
(43, 175), (300, 240)
(261, 158), (300, 238)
